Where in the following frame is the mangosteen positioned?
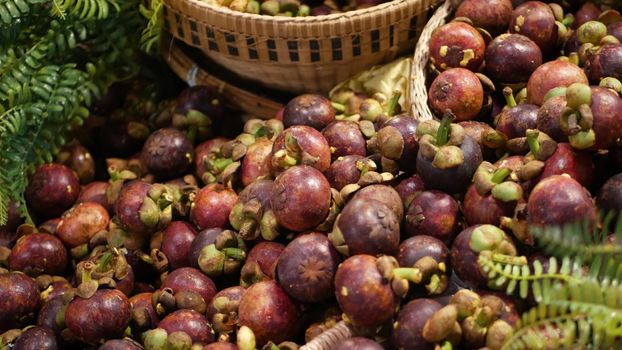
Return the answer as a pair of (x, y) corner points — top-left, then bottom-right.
(283, 94), (335, 130)
(526, 60), (588, 106)
(391, 299), (443, 350)
(455, 0), (513, 35)
(509, 1), (558, 55)
(322, 121), (367, 161)
(404, 190), (460, 245)
(0, 272), (39, 332)
(25, 164), (80, 220)
(376, 114), (420, 173)
(190, 184), (238, 230)
(270, 126), (331, 175)
(429, 21), (486, 71)
(141, 128), (194, 179)
(9, 232), (67, 277)
(428, 68), (485, 121)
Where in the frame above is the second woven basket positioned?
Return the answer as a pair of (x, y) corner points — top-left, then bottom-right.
(162, 0), (441, 95)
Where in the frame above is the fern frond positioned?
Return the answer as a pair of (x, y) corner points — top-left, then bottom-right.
(0, 0), (46, 25)
(532, 212), (622, 264)
(139, 0), (162, 53)
(51, 0), (120, 20)
(503, 280), (622, 350)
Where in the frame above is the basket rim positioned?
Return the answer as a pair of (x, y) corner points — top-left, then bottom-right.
(167, 0), (433, 25)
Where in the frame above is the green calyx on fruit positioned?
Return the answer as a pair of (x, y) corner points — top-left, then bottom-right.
(198, 230), (247, 277)
(417, 113), (466, 169)
(469, 225), (517, 256)
(473, 162), (523, 202)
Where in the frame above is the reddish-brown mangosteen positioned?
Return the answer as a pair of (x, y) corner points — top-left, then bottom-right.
(486, 34), (543, 84)
(194, 137), (229, 181)
(536, 95), (569, 142)
(160, 221), (198, 270)
(334, 255), (398, 328)
(65, 288), (131, 344)
(11, 326), (58, 350)
(597, 173), (622, 215)
(283, 94), (336, 130)
(393, 174), (426, 209)
(352, 184), (404, 221)
(0, 272), (39, 332)
(114, 181), (156, 235)
(429, 22), (486, 72)
(527, 174), (597, 229)
(404, 190), (461, 245)
(158, 309), (215, 344)
(276, 233), (341, 303)
(57, 143), (96, 185)
(240, 137), (274, 187)
(573, 2), (602, 29)
(526, 60), (588, 106)
(77, 182), (112, 214)
(190, 184), (238, 230)
(270, 165), (331, 232)
(201, 343), (238, 350)
(322, 121), (367, 161)
(56, 202), (109, 250)
(25, 163), (80, 220)
(324, 155), (366, 190)
(330, 198), (400, 257)
(141, 128), (194, 179)
(270, 125), (331, 175)
(397, 235), (451, 296)
(455, 0), (513, 35)
(129, 292), (160, 330)
(240, 242), (284, 287)
(161, 267), (218, 306)
(509, 1), (558, 55)
(40, 280), (73, 304)
(206, 286), (245, 337)
(539, 143), (594, 187)
(391, 299), (442, 350)
(376, 114), (420, 173)
(96, 121), (145, 158)
(429, 68), (484, 121)
(586, 44), (622, 83)
(238, 280), (301, 346)
(463, 184), (518, 226)
(9, 233), (67, 276)
(586, 86), (622, 150)
(451, 225), (517, 289)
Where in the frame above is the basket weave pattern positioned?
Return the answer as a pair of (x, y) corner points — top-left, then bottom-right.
(162, 0), (440, 94)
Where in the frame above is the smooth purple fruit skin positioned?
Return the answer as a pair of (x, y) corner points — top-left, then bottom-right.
(337, 198), (400, 256)
(271, 126), (331, 174)
(77, 181), (113, 214)
(276, 233), (341, 303)
(190, 184), (239, 230)
(284, 94), (336, 131)
(586, 44), (622, 83)
(161, 267), (217, 305)
(416, 136), (483, 194)
(588, 86), (622, 150)
(322, 121), (367, 161)
(380, 114), (420, 172)
(270, 166), (331, 232)
(324, 155), (365, 190)
(194, 137), (228, 180)
(495, 104), (539, 140)
(161, 221), (198, 270)
(334, 337), (384, 350)
(404, 190), (461, 245)
(393, 174), (426, 209)
(509, 1), (558, 55)
(536, 95), (568, 142)
(540, 143), (594, 187)
(238, 280), (301, 346)
(455, 0), (513, 35)
(573, 2), (601, 29)
(352, 184), (405, 221)
(65, 289), (131, 344)
(597, 173), (622, 214)
(334, 255), (398, 328)
(450, 225), (491, 289)
(13, 326), (58, 350)
(391, 299), (442, 350)
(98, 339), (144, 350)
(486, 34), (543, 83)
(129, 292), (160, 328)
(429, 22), (486, 72)
(9, 233), (67, 277)
(398, 235), (449, 269)
(0, 272), (39, 332)
(463, 185), (517, 226)
(188, 228), (224, 269)
(37, 297), (67, 334)
(206, 286), (246, 322)
(428, 69), (484, 122)
(241, 138), (273, 187)
(25, 163), (80, 220)
(115, 181), (152, 235)
(141, 128), (194, 179)
(159, 309), (215, 344)
(243, 242), (285, 280)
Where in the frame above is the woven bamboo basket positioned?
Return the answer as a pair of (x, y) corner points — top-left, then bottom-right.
(161, 0), (441, 95)
(162, 37), (286, 119)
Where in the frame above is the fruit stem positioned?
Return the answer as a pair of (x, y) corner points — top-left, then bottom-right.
(503, 87), (517, 108)
(526, 129), (540, 158)
(98, 252), (113, 271)
(436, 113), (454, 147)
(393, 267), (422, 284)
(386, 91), (401, 117)
(491, 167), (510, 184)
